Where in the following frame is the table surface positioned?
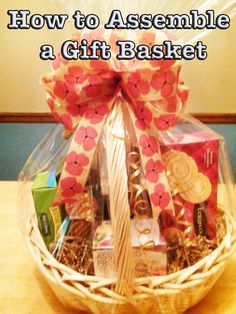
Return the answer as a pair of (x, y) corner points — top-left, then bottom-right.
(0, 181), (236, 314)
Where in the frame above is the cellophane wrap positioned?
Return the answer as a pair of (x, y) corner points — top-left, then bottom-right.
(19, 1), (236, 313)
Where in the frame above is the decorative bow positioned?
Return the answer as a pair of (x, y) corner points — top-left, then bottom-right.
(41, 28), (189, 219)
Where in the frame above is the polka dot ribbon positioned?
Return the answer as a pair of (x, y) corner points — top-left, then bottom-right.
(41, 28), (189, 219)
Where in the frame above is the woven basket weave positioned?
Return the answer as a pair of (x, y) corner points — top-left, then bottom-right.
(26, 206), (236, 314)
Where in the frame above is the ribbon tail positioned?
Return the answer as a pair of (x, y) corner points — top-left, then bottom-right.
(126, 104), (175, 220)
(54, 98), (114, 209)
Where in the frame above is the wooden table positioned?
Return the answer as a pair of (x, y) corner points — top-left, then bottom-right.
(0, 181), (236, 314)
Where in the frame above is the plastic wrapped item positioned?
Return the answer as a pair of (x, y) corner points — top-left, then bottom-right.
(20, 110), (236, 312)
(19, 1), (236, 313)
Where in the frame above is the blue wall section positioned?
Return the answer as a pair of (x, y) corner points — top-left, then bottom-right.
(0, 123), (235, 181)
(0, 123), (54, 180)
(210, 124), (236, 180)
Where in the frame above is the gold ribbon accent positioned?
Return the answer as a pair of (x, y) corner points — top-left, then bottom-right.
(175, 205), (193, 237)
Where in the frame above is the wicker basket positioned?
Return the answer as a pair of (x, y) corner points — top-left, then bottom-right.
(26, 206), (236, 314)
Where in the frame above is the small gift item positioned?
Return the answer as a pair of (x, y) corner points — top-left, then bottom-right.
(93, 219), (167, 278)
(49, 177), (98, 274)
(32, 171), (66, 247)
(159, 116), (220, 239)
(54, 219), (94, 274)
(19, 2), (236, 311)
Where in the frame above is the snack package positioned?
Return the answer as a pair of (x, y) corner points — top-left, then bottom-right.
(159, 116), (220, 239)
(32, 171), (65, 247)
(93, 219), (167, 278)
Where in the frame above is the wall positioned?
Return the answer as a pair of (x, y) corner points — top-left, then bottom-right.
(0, 123), (235, 181)
(0, 1), (235, 181)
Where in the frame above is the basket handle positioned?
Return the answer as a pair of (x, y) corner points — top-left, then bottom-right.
(106, 99), (134, 295)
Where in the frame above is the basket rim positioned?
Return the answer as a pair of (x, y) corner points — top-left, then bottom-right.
(25, 204), (236, 308)
(26, 204), (236, 284)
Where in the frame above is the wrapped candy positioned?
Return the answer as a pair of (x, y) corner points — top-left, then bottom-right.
(19, 1), (236, 313)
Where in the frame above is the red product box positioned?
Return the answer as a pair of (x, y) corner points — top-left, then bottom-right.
(159, 119), (220, 239)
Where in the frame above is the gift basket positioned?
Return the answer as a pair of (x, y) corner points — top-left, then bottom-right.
(19, 1), (236, 313)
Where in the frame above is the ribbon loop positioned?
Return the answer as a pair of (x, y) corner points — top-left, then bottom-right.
(41, 28), (190, 295)
(41, 28), (189, 219)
